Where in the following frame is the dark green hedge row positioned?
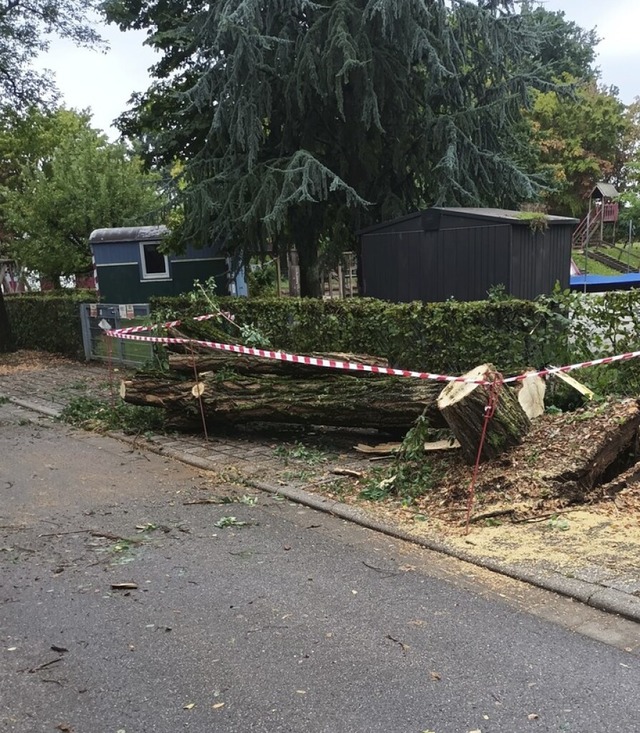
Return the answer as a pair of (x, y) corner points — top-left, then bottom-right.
(150, 296), (568, 377)
(4, 292), (98, 358)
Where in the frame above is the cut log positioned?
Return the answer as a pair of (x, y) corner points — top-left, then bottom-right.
(120, 373), (447, 431)
(436, 364), (531, 464)
(167, 351), (388, 378)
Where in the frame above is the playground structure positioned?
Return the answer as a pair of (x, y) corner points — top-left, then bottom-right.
(572, 182), (620, 250)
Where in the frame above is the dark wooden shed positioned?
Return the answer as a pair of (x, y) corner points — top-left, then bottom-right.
(89, 225), (247, 303)
(359, 207), (578, 303)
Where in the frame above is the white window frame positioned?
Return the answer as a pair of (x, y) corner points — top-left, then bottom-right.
(139, 241), (171, 280)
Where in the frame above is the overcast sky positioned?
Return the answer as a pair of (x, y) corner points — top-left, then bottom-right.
(36, 1), (640, 140)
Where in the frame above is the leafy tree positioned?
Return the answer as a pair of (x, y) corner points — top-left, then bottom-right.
(520, 2), (599, 83)
(0, 107), (163, 285)
(104, 0), (568, 296)
(526, 80), (630, 216)
(0, 0), (102, 109)
(0, 0), (102, 351)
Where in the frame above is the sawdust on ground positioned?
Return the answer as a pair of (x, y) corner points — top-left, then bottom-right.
(3, 349), (640, 581)
(0, 349), (73, 374)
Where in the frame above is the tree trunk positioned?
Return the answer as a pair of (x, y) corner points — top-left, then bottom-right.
(294, 214), (322, 298)
(121, 372), (447, 431)
(0, 290), (15, 353)
(167, 351), (388, 378)
(437, 364), (531, 464)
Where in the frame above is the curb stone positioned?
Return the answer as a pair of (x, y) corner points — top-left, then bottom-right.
(6, 394), (640, 625)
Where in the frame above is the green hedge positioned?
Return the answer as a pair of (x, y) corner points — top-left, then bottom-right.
(4, 292), (98, 358)
(150, 296), (568, 378)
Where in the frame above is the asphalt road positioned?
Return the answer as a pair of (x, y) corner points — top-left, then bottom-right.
(1, 403), (640, 733)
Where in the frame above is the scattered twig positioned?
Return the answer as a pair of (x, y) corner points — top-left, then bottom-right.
(25, 658), (62, 674)
(467, 508), (516, 524)
(5, 545), (36, 554)
(386, 634), (410, 653)
(38, 530), (89, 538)
(331, 468), (363, 479)
(90, 531), (143, 544)
(511, 509), (576, 524)
(362, 561), (396, 576)
(183, 498), (223, 505)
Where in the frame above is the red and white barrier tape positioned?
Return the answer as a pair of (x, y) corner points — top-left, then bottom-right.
(104, 313), (640, 385)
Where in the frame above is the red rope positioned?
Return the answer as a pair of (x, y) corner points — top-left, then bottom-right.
(464, 373), (503, 535)
(186, 338), (209, 443)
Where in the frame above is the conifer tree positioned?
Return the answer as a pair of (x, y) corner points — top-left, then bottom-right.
(106, 0), (568, 296)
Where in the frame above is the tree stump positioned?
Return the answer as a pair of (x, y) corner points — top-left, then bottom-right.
(436, 364), (531, 464)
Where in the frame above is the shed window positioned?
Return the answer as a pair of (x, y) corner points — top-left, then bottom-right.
(140, 242), (170, 280)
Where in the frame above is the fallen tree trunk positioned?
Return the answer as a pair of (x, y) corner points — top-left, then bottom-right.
(120, 373), (447, 431)
(437, 364), (531, 464)
(167, 351), (388, 378)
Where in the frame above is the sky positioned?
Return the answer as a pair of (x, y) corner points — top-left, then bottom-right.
(36, 1), (640, 140)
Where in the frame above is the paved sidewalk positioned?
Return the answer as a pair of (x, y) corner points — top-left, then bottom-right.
(2, 353), (640, 623)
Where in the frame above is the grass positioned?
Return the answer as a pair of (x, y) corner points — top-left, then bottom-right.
(574, 241), (640, 276)
(573, 253), (617, 276)
(59, 396), (165, 435)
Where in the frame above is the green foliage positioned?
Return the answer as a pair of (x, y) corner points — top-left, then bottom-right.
(104, 0), (568, 295)
(515, 212), (549, 233)
(274, 442), (328, 466)
(151, 295), (569, 377)
(551, 289), (640, 396)
(214, 516), (250, 529)
(153, 287), (640, 399)
(0, 107), (163, 283)
(519, 3), (599, 83)
(59, 396), (165, 434)
(526, 80), (630, 216)
(0, 1), (103, 110)
(4, 292), (97, 357)
(620, 161), (640, 235)
(183, 277), (271, 349)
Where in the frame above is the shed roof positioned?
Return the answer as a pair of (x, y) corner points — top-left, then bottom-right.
(590, 182), (620, 199)
(359, 207), (578, 235)
(434, 207), (578, 225)
(89, 225), (168, 245)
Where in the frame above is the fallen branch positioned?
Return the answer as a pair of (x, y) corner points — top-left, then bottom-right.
(467, 508), (516, 524)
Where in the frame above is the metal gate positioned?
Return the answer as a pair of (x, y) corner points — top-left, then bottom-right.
(80, 303), (155, 367)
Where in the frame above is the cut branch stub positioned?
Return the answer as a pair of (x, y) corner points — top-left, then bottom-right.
(437, 364), (531, 464)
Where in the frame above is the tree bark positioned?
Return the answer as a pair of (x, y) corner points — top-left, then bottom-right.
(167, 351), (388, 378)
(121, 372), (447, 431)
(437, 364), (531, 464)
(293, 213), (322, 298)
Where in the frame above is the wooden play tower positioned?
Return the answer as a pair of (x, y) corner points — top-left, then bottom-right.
(572, 182), (620, 249)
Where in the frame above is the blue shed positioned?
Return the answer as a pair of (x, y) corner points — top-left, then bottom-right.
(89, 225), (247, 302)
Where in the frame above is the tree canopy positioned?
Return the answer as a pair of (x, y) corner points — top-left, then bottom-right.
(0, 0), (103, 109)
(526, 80), (631, 216)
(104, 0), (577, 295)
(0, 107), (163, 285)
(0, 0), (103, 351)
